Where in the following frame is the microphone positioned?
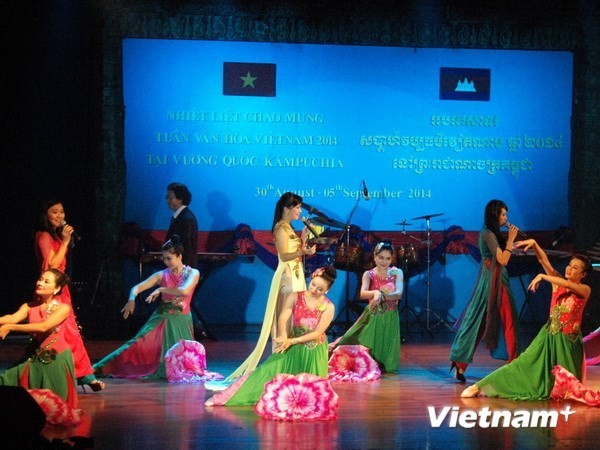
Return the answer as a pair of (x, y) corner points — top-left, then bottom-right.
(362, 180), (370, 201)
(301, 217), (320, 239)
(552, 232), (567, 248)
(504, 221), (527, 238)
(61, 221), (82, 241)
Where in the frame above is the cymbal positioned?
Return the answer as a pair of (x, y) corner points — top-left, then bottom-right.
(308, 237), (339, 245)
(411, 213), (444, 220)
(311, 216), (346, 229)
(395, 220), (413, 227)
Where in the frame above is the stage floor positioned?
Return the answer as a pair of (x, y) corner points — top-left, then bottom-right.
(3, 328), (600, 449)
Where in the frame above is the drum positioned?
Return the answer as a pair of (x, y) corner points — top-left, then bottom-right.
(395, 245), (405, 262)
(334, 242), (364, 272)
(402, 244), (419, 266)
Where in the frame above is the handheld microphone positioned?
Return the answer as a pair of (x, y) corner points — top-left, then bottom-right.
(301, 217), (320, 239)
(551, 230), (569, 248)
(61, 221), (82, 241)
(362, 180), (370, 201)
(504, 221), (527, 238)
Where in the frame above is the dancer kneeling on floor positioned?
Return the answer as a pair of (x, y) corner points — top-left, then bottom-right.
(0, 269), (78, 408)
(205, 266), (336, 406)
(461, 241), (591, 400)
(93, 235), (200, 379)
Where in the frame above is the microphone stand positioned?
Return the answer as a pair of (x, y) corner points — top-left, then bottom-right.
(332, 185), (363, 332)
(422, 216), (453, 331)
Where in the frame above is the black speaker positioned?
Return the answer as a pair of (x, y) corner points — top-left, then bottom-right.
(0, 386), (46, 445)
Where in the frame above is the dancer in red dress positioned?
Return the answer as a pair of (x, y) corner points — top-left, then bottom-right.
(0, 269), (78, 408)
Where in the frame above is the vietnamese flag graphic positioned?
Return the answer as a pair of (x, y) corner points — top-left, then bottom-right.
(223, 62), (276, 97)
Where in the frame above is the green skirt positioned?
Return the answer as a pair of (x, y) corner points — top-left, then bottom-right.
(225, 341), (328, 406)
(0, 349), (76, 406)
(477, 325), (583, 401)
(334, 308), (400, 372)
(93, 310), (193, 379)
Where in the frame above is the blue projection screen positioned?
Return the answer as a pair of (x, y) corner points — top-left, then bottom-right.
(123, 39), (572, 233)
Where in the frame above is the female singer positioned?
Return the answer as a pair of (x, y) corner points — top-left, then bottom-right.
(329, 241), (403, 372)
(206, 267), (336, 406)
(449, 199), (520, 382)
(225, 192), (316, 380)
(34, 199), (105, 392)
(0, 269), (78, 408)
(461, 243), (591, 400)
(93, 235), (200, 379)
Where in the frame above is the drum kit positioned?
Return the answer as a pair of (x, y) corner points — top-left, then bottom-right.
(303, 201), (452, 334)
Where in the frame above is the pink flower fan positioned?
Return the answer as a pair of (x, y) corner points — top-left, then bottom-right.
(28, 389), (82, 426)
(165, 339), (224, 383)
(328, 345), (381, 382)
(254, 373), (338, 421)
(551, 365), (600, 406)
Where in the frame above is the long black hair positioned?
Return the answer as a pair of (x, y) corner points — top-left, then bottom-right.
(483, 199), (508, 249)
(272, 192), (303, 232)
(35, 199), (63, 237)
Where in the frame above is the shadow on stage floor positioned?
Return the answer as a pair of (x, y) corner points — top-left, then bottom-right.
(1, 326), (599, 449)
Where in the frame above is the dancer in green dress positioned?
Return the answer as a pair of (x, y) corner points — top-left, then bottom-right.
(93, 235), (200, 379)
(461, 241), (591, 399)
(0, 269), (78, 408)
(205, 266), (336, 406)
(330, 241), (403, 372)
(449, 199), (521, 382)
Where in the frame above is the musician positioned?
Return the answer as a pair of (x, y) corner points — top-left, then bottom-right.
(449, 199), (521, 382)
(166, 182), (198, 269)
(225, 192), (316, 380)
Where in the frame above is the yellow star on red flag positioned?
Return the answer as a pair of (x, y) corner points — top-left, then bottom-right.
(241, 72), (258, 88)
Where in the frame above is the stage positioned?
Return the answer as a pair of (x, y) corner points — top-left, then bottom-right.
(2, 327), (600, 449)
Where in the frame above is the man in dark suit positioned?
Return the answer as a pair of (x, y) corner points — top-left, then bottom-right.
(164, 183), (215, 340)
(165, 182), (214, 339)
(165, 182), (198, 268)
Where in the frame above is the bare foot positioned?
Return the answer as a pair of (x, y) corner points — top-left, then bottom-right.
(461, 385), (480, 398)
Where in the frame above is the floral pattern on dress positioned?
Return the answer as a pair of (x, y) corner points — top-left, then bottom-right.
(290, 292), (330, 347)
(548, 286), (586, 337)
(368, 269), (399, 312)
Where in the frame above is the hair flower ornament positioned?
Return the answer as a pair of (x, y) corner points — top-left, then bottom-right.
(311, 267), (325, 278)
